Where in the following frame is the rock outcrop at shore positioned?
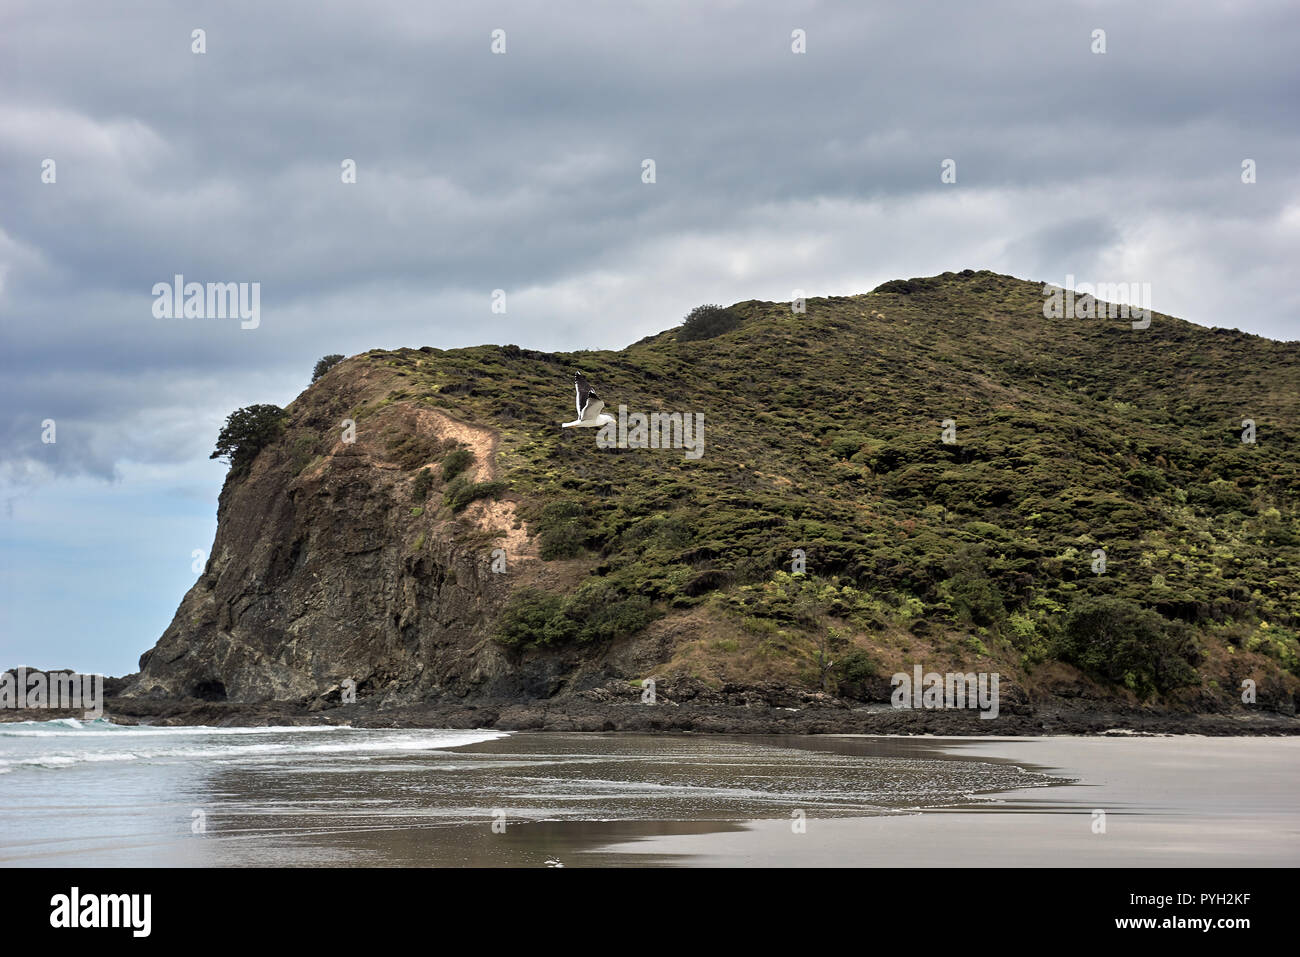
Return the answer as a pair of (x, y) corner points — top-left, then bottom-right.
(132, 397), (518, 704)
(124, 271), (1300, 725)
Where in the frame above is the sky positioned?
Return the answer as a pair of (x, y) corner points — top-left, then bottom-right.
(1, 0), (1297, 675)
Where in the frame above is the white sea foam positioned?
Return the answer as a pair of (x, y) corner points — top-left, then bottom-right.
(0, 718), (356, 737)
(0, 719), (509, 773)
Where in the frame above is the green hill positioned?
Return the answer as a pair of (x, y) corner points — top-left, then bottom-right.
(130, 270), (1300, 717)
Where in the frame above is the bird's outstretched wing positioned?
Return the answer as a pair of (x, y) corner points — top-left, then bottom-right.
(574, 371), (599, 419)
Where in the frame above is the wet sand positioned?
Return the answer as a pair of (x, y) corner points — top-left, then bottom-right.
(4, 727), (1296, 867)
(585, 736), (1300, 866)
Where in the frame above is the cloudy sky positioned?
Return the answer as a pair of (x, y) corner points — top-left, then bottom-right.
(1, 0), (1297, 675)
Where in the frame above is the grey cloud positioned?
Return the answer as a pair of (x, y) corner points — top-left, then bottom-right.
(1, 0), (1297, 482)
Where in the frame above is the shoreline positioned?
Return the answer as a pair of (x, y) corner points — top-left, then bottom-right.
(4, 696), (1298, 736)
(3, 728), (1296, 867)
(575, 735), (1300, 866)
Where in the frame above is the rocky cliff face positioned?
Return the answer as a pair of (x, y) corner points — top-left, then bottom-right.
(133, 365), (510, 704)
(127, 271), (1300, 715)
(130, 357), (679, 707)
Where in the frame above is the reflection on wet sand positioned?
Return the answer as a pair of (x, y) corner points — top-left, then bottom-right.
(8, 728), (1294, 867)
(2, 729), (1062, 867)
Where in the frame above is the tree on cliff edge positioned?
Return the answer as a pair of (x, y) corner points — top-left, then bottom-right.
(211, 404), (288, 473)
(312, 354), (345, 382)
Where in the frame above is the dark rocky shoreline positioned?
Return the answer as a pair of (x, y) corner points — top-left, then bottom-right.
(6, 670), (1296, 736)
(6, 694), (1298, 737)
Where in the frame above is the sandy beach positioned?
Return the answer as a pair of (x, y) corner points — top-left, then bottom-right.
(3, 724), (1296, 867)
(583, 736), (1300, 866)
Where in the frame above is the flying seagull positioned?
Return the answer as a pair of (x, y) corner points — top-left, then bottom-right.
(562, 371), (616, 428)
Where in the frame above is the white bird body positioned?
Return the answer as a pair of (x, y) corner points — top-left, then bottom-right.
(562, 371), (616, 428)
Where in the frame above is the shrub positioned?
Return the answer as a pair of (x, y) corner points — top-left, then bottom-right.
(312, 354), (345, 382)
(1057, 596), (1202, 698)
(830, 431), (869, 461)
(210, 404), (287, 473)
(565, 579), (657, 642)
(386, 432), (444, 471)
(620, 514), (693, 552)
(1004, 612), (1050, 666)
(494, 590), (573, 646)
(493, 580), (657, 647)
(837, 648), (878, 684)
(1244, 624), (1300, 677)
(724, 573), (885, 631)
(444, 477), (506, 512)
(441, 447), (474, 481)
(832, 647), (878, 698)
(535, 501), (598, 560)
(1189, 479), (1251, 512)
(1123, 467), (1167, 497)
(940, 546), (1005, 627)
(291, 434), (318, 474)
(539, 522), (590, 560)
(872, 277), (941, 296)
(678, 304), (743, 341)
(412, 468), (434, 502)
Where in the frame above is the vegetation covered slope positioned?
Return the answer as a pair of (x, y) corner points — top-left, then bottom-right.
(140, 270), (1300, 713)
